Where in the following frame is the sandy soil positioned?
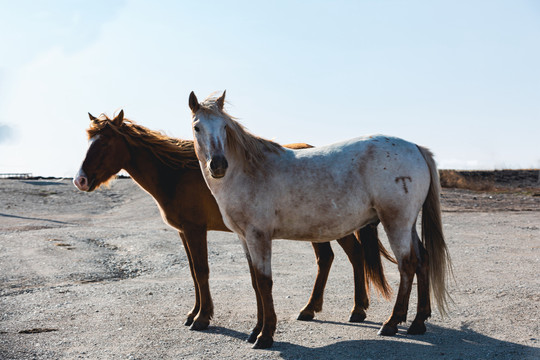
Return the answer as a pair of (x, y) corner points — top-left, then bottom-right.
(1, 178), (539, 359)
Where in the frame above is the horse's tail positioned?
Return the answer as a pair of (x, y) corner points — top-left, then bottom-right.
(417, 145), (453, 317)
(356, 224), (396, 300)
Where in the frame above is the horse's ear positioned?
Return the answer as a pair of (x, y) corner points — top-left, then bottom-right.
(189, 91), (200, 113)
(88, 112), (98, 122)
(112, 109), (124, 126)
(216, 90), (226, 110)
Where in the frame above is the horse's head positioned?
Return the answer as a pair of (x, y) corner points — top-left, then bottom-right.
(189, 91), (229, 179)
(73, 110), (130, 191)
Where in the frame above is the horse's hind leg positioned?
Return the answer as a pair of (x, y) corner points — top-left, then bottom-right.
(297, 242), (334, 321)
(337, 233), (369, 322)
(407, 227), (431, 334)
(378, 228), (417, 336)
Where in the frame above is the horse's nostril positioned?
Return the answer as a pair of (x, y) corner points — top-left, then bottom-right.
(208, 156), (228, 178)
(210, 156), (227, 171)
(80, 177), (87, 186)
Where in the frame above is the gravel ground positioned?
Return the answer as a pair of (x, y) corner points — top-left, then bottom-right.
(1, 178), (539, 359)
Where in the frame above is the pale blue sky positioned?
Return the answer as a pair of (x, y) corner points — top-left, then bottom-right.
(0, 0), (539, 176)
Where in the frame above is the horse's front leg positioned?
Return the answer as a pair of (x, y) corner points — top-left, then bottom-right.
(180, 226), (213, 331)
(179, 231), (200, 326)
(239, 239), (265, 344)
(243, 230), (276, 349)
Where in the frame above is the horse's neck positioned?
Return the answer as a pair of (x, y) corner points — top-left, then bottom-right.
(122, 144), (180, 199)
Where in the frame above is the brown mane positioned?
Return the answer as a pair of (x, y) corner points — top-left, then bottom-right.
(87, 114), (200, 170)
(199, 95), (284, 176)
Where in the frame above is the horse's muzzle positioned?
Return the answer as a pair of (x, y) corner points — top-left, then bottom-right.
(73, 169), (96, 191)
(73, 169), (90, 191)
(209, 155), (228, 179)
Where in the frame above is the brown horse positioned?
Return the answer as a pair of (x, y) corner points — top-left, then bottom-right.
(73, 110), (394, 333)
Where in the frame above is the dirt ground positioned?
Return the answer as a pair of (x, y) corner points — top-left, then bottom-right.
(1, 177), (539, 359)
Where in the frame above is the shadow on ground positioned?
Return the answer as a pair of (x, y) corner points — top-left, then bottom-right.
(0, 212), (74, 225)
(206, 322), (539, 359)
(22, 180), (68, 186)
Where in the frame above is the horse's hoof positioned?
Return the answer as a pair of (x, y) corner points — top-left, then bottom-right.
(253, 336), (274, 349)
(297, 312), (315, 321)
(349, 311), (367, 323)
(377, 324), (398, 336)
(184, 316), (194, 326)
(247, 330), (259, 344)
(189, 319), (209, 331)
(407, 321), (426, 335)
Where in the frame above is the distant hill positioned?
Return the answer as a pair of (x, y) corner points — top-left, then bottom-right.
(440, 169), (540, 191)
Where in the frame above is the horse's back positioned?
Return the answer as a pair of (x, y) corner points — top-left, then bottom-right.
(286, 135), (429, 187)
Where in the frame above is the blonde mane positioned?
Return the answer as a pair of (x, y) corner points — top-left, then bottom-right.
(199, 96), (284, 176)
(87, 114), (200, 170)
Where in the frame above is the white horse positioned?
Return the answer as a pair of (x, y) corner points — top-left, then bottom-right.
(189, 91), (452, 349)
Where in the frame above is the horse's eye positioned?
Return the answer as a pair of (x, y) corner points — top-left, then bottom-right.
(194, 126), (200, 133)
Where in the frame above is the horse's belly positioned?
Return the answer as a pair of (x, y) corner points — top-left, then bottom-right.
(272, 206), (376, 241)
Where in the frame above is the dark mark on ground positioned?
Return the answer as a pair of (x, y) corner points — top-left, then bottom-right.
(18, 328), (58, 334)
